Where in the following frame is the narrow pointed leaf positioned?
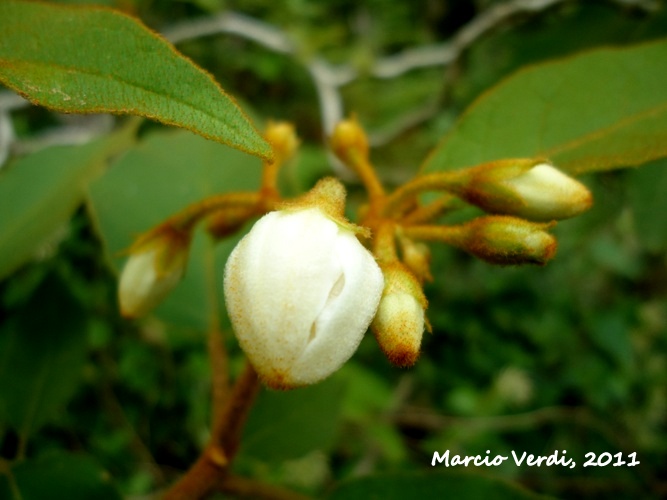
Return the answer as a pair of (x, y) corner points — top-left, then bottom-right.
(0, 0), (271, 160)
(422, 39), (667, 175)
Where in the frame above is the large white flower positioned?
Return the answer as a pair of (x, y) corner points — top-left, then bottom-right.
(224, 207), (384, 389)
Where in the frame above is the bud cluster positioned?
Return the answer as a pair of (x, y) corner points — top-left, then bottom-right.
(116, 118), (595, 391)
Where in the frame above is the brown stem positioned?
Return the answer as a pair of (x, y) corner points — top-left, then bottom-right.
(261, 160), (282, 203)
(163, 446), (228, 500)
(204, 243), (229, 442)
(372, 221), (399, 265)
(356, 157), (387, 205)
(208, 327), (229, 441)
(401, 194), (464, 224)
(164, 362), (261, 500)
(401, 224), (464, 244)
(382, 170), (467, 217)
(174, 192), (263, 231)
(215, 362), (261, 457)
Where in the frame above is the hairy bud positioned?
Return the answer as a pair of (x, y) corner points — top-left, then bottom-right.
(330, 118), (369, 165)
(456, 216), (557, 265)
(118, 228), (190, 318)
(461, 160), (592, 221)
(264, 121), (299, 164)
(399, 236), (433, 283)
(224, 206), (384, 389)
(371, 263), (427, 367)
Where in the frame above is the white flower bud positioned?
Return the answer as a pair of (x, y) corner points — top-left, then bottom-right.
(459, 160), (592, 221)
(504, 163), (592, 220)
(118, 231), (189, 318)
(224, 207), (384, 389)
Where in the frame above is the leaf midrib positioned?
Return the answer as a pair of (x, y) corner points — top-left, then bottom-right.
(543, 101), (667, 166)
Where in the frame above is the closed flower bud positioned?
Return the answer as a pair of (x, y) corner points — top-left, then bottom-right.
(224, 206), (384, 389)
(461, 160), (592, 221)
(399, 236), (433, 284)
(371, 263), (427, 367)
(264, 121), (299, 165)
(456, 215), (557, 265)
(330, 118), (369, 166)
(118, 228), (190, 318)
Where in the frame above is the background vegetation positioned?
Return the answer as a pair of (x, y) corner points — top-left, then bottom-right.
(1, 0), (667, 498)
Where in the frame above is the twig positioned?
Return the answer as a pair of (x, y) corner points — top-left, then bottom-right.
(159, 0), (589, 143)
(10, 115), (115, 156)
(3, 0), (655, 159)
(215, 362), (261, 458)
(203, 242), (230, 441)
(367, 100), (440, 147)
(164, 362), (260, 500)
(163, 11), (353, 137)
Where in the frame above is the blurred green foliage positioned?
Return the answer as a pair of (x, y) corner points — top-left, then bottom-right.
(2, 0), (667, 499)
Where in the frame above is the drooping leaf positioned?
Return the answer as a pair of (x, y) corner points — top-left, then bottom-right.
(0, 1), (271, 160)
(239, 376), (345, 463)
(328, 471), (547, 500)
(0, 140), (109, 281)
(87, 129), (262, 331)
(422, 39), (667, 176)
(0, 452), (121, 500)
(0, 273), (88, 437)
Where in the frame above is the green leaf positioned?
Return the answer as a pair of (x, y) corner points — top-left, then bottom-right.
(0, 452), (121, 500)
(337, 362), (393, 422)
(422, 39), (667, 176)
(239, 376), (345, 463)
(0, 141), (108, 280)
(0, 0), (271, 160)
(328, 471), (548, 500)
(87, 129), (262, 331)
(628, 158), (667, 252)
(0, 273), (88, 437)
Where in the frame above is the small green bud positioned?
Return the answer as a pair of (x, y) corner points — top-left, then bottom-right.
(458, 216), (557, 265)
